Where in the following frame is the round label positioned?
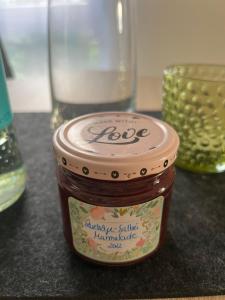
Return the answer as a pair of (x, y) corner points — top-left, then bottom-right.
(66, 113), (166, 158)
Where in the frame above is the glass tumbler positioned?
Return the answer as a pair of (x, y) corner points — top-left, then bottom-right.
(48, 0), (136, 129)
(162, 64), (225, 173)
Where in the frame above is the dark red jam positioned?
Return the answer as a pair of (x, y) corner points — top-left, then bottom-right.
(56, 165), (175, 266)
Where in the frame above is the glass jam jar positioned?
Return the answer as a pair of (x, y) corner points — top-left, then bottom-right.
(53, 112), (179, 266)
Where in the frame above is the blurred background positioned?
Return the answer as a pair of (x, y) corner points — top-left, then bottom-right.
(1, 0), (225, 112)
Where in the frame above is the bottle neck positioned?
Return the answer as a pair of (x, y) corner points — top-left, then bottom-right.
(0, 54), (12, 130)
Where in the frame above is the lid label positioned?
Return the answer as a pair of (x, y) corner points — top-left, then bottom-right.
(67, 114), (164, 156)
(87, 125), (150, 145)
(68, 196), (164, 263)
(0, 55), (12, 130)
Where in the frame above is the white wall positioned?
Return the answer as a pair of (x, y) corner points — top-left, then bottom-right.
(2, 0), (225, 111)
(137, 0), (225, 77)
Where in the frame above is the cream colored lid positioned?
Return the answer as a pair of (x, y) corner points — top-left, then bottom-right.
(53, 112), (179, 181)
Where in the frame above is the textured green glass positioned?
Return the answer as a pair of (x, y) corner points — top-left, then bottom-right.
(162, 64), (225, 173)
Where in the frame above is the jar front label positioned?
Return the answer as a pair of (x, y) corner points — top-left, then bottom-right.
(68, 196), (164, 263)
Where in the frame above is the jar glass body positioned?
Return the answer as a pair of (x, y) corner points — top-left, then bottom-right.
(56, 164), (175, 266)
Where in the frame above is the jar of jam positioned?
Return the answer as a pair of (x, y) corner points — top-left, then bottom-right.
(53, 112), (179, 266)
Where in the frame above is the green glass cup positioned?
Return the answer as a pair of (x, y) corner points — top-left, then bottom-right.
(162, 64), (225, 173)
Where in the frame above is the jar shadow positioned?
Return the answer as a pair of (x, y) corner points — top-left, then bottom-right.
(0, 191), (27, 272)
(0, 191), (27, 241)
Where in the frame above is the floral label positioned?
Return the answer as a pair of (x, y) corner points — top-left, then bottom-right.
(68, 196), (164, 263)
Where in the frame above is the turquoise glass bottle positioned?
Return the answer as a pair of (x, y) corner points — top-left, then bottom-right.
(0, 54), (26, 212)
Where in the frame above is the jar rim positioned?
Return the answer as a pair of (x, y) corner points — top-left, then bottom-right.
(164, 63), (225, 83)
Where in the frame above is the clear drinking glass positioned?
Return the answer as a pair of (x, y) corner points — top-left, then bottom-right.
(162, 64), (225, 173)
(48, 0), (136, 129)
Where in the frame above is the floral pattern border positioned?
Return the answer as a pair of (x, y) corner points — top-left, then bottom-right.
(68, 196), (164, 263)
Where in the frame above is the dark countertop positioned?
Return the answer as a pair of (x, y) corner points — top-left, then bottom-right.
(0, 113), (225, 299)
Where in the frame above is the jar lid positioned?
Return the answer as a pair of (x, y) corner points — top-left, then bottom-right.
(53, 112), (179, 181)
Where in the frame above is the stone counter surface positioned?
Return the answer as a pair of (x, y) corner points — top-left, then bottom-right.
(0, 113), (224, 299)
